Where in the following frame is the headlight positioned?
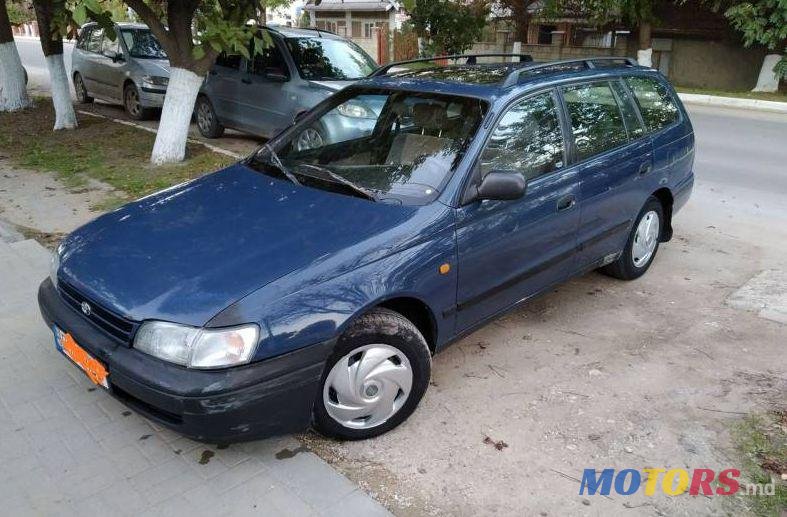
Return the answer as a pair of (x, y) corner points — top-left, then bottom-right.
(142, 75), (169, 88)
(50, 241), (64, 289)
(134, 321), (259, 368)
(337, 101), (374, 119)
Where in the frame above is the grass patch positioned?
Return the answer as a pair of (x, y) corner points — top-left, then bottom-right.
(730, 410), (787, 516)
(675, 86), (787, 103)
(0, 101), (235, 204)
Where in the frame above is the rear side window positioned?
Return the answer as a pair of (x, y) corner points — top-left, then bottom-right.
(610, 81), (644, 138)
(625, 77), (679, 132)
(479, 92), (565, 181)
(562, 82), (629, 161)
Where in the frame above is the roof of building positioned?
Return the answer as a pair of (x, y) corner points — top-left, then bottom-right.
(303, 0), (400, 12)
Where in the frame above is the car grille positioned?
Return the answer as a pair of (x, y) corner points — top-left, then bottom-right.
(58, 280), (136, 344)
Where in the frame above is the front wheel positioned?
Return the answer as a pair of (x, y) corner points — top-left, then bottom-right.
(195, 96), (224, 138)
(313, 308), (431, 440)
(599, 196), (664, 280)
(123, 83), (150, 120)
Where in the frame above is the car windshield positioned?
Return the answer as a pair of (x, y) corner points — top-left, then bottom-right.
(249, 89), (488, 205)
(121, 29), (167, 59)
(285, 37), (377, 80)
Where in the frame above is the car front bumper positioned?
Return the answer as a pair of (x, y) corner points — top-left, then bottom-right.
(139, 87), (166, 108)
(38, 278), (333, 443)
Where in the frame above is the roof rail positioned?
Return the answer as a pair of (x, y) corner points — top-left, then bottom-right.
(371, 53), (533, 77)
(502, 57), (639, 87)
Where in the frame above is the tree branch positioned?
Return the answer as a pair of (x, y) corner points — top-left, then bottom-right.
(123, 0), (170, 48)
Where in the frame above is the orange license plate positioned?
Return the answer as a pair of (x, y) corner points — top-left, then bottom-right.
(54, 326), (109, 388)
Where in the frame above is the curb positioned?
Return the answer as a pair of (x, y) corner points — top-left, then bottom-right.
(678, 93), (787, 114)
(76, 110), (244, 160)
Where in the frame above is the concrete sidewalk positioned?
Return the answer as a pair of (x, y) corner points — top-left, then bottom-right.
(678, 92), (787, 114)
(0, 235), (390, 516)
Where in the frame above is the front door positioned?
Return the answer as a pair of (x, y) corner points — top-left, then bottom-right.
(238, 34), (293, 138)
(97, 30), (127, 102)
(455, 91), (581, 331)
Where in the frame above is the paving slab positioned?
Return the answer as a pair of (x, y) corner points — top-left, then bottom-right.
(0, 234), (391, 516)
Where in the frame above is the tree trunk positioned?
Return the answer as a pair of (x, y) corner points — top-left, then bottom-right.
(637, 21), (653, 67)
(0, 0), (32, 111)
(752, 54), (782, 92)
(511, 1), (530, 44)
(32, 0), (77, 129)
(150, 67), (202, 165)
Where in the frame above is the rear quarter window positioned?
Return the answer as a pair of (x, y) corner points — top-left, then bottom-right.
(562, 82), (629, 161)
(625, 76), (680, 132)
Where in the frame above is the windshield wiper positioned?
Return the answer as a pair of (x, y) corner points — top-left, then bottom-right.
(297, 164), (377, 202)
(261, 144), (300, 186)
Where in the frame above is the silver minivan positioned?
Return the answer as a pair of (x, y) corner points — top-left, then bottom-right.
(71, 22), (169, 120)
(195, 26), (378, 146)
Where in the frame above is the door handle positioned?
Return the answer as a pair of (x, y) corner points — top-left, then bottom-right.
(241, 77), (252, 84)
(639, 162), (652, 175)
(556, 195), (576, 212)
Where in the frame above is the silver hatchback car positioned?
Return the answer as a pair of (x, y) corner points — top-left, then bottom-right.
(71, 22), (169, 120)
(195, 26), (378, 147)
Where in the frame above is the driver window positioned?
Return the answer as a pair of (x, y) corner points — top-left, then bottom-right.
(479, 92), (565, 180)
(101, 32), (120, 57)
(250, 38), (287, 77)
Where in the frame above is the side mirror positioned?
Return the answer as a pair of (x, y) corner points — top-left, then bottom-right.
(106, 51), (124, 63)
(476, 171), (527, 201)
(264, 69), (288, 82)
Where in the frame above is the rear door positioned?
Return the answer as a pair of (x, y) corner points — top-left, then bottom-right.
(561, 80), (652, 268)
(237, 32), (293, 137)
(80, 27), (106, 94)
(454, 90), (580, 331)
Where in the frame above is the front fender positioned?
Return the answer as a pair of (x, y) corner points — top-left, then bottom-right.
(212, 224), (457, 362)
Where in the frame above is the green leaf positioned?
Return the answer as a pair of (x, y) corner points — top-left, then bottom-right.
(192, 45), (206, 60)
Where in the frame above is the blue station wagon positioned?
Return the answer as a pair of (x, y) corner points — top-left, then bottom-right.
(39, 56), (694, 442)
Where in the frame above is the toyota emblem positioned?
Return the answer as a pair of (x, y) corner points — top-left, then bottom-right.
(81, 301), (92, 316)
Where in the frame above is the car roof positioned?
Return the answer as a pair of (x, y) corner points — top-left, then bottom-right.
(81, 21), (150, 30)
(360, 58), (657, 102)
(265, 25), (344, 40)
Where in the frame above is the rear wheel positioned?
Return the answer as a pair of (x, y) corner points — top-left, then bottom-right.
(195, 96), (225, 138)
(73, 73), (93, 104)
(600, 196), (664, 280)
(123, 83), (150, 120)
(313, 308), (431, 440)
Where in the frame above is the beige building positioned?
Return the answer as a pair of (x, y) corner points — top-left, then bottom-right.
(303, 0), (404, 60)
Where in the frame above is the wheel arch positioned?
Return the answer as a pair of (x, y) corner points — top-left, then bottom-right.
(339, 295), (439, 355)
(652, 187), (674, 242)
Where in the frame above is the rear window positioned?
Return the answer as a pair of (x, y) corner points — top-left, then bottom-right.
(625, 76), (679, 132)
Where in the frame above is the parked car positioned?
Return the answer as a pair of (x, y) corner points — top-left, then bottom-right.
(195, 25), (378, 147)
(71, 22), (169, 120)
(39, 56), (694, 442)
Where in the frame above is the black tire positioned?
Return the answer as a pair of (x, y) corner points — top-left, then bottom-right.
(313, 308), (432, 440)
(600, 196), (664, 280)
(123, 83), (151, 120)
(73, 73), (93, 104)
(195, 96), (225, 138)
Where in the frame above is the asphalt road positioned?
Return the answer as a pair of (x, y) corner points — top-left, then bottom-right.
(16, 37), (74, 93)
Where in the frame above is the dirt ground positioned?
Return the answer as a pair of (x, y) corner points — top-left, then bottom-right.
(301, 178), (787, 516)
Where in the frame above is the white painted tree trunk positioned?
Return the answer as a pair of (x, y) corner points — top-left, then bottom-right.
(0, 41), (32, 111)
(151, 67), (203, 165)
(752, 54), (782, 93)
(637, 48), (653, 67)
(46, 54), (77, 130)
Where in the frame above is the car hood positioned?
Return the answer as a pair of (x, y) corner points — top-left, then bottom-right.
(59, 164), (419, 327)
(136, 58), (170, 77)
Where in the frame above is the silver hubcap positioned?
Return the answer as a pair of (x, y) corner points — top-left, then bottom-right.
(125, 88), (140, 117)
(323, 344), (412, 430)
(632, 210), (660, 268)
(197, 102), (212, 133)
(295, 128), (323, 151)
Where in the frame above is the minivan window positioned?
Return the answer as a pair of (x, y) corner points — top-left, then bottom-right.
(625, 76), (679, 132)
(215, 52), (242, 70)
(480, 92), (564, 180)
(120, 28), (167, 59)
(87, 28), (104, 53)
(249, 42), (288, 76)
(285, 37), (377, 80)
(562, 82), (629, 161)
(77, 27), (92, 50)
(101, 32), (120, 56)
